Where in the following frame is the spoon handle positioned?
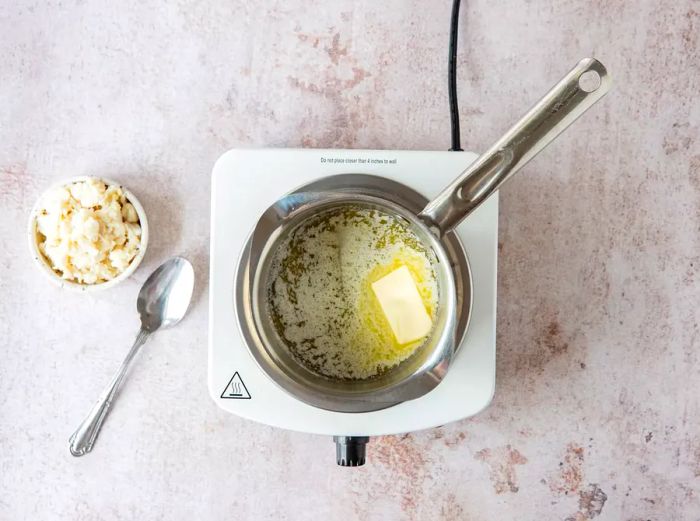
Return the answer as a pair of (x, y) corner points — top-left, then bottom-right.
(69, 328), (150, 456)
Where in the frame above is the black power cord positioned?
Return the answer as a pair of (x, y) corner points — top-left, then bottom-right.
(448, 0), (463, 151)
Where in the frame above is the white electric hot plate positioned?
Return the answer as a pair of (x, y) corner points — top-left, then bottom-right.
(208, 148), (497, 436)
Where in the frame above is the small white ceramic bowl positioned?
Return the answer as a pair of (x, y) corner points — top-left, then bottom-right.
(28, 176), (149, 292)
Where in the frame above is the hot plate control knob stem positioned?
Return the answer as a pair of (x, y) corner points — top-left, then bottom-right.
(333, 436), (370, 467)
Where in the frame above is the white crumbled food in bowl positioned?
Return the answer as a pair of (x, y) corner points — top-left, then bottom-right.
(35, 178), (142, 285)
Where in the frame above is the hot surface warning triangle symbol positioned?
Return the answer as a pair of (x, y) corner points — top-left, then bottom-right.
(220, 372), (251, 399)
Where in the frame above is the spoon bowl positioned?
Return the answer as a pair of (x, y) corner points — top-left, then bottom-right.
(138, 257), (195, 332)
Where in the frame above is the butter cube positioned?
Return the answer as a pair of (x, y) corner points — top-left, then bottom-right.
(371, 265), (432, 345)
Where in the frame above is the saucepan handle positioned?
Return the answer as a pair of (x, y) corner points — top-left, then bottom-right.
(419, 58), (611, 234)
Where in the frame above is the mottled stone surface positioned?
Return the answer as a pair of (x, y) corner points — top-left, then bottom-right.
(1, 0), (698, 519)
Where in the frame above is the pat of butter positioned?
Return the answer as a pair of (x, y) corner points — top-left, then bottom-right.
(371, 265), (432, 345)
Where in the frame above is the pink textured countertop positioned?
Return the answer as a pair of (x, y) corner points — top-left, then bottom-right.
(1, 1), (698, 519)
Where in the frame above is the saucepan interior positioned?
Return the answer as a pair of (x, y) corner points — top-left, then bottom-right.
(249, 195), (457, 406)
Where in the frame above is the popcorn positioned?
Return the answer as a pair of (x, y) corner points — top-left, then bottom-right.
(121, 202), (139, 223)
(35, 179), (142, 284)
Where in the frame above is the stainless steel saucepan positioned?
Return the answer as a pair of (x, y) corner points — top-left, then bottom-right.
(235, 58), (611, 420)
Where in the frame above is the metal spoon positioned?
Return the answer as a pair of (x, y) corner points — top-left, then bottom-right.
(69, 257), (195, 456)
